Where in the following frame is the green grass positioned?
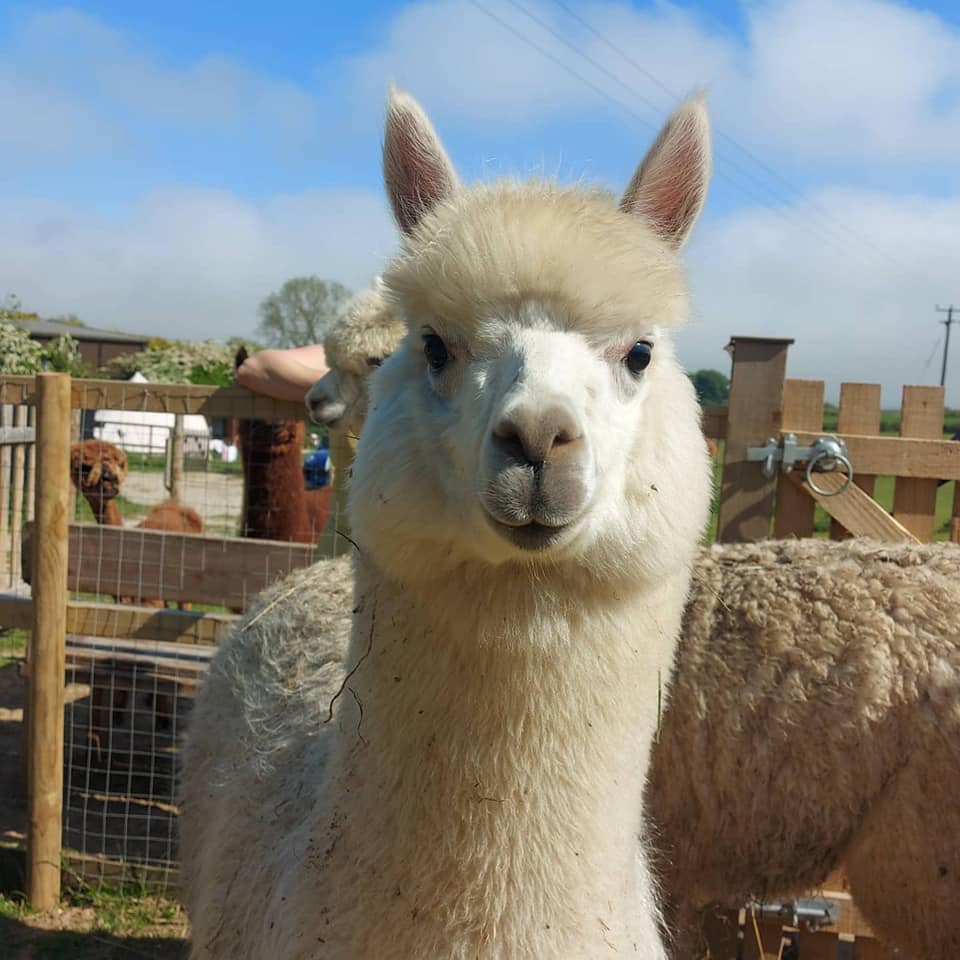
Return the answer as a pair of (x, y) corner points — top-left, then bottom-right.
(0, 628), (27, 667)
(0, 886), (187, 959)
(72, 495), (151, 524)
(124, 452), (241, 477)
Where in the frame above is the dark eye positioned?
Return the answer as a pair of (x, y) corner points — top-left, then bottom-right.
(423, 334), (449, 372)
(625, 341), (653, 375)
(366, 356), (383, 368)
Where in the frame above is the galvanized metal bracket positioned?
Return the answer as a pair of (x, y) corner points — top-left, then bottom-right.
(745, 433), (853, 496)
(746, 896), (843, 932)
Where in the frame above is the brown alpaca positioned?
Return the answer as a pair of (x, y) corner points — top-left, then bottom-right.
(232, 347), (333, 544)
(70, 439), (129, 525)
(69, 439), (205, 608)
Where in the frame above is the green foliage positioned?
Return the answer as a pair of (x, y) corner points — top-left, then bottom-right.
(257, 275), (351, 347)
(688, 368), (730, 406)
(105, 337), (255, 386)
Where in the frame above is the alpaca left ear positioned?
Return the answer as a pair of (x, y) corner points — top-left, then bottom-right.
(383, 87), (459, 236)
(620, 96), (711, 249)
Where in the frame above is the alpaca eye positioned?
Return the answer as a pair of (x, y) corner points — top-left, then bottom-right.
(366, 357), (383, 368)
(423, 334), (449, 372)
(625, 341), (653, 375)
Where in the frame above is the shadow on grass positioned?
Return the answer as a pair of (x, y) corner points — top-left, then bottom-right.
(0, 912), (187, 958)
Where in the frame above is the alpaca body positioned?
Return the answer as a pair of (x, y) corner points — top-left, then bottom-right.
(649, 538), (960, 960)
(182, 89), (714, 958)
(236, 417), (333, 543)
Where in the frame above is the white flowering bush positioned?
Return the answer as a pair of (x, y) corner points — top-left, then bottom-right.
(106, 337), (256, 386)
(0, 317), (45, 374)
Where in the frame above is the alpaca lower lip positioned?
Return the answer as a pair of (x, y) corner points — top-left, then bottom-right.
(485, 514), (573, 552)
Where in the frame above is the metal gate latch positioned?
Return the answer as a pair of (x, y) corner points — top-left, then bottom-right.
(745, 434), (853, 496)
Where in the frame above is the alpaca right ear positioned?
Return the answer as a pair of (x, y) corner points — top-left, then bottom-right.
(619, 96), (711, 249)
(383, 87), (459, 236)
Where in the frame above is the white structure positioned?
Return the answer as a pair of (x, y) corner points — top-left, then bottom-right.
(93, 372), (211, 456)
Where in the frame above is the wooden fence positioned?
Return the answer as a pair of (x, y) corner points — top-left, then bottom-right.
(0, 340), (956, 954)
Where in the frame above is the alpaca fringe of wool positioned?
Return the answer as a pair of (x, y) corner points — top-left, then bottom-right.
(180, 86), (713, 959)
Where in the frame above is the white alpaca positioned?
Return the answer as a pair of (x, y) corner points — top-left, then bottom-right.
(306, 278), (406, 438)
(180, 87), (714, 959)
(648, 537), (960, 960)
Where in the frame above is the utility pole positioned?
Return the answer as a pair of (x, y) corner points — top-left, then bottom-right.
(937, 305), (957, 388)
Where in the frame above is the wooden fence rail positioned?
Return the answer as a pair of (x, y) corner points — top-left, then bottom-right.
(2, 348), (957, 960)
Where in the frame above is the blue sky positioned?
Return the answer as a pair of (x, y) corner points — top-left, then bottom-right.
(2, 0), (959, 402)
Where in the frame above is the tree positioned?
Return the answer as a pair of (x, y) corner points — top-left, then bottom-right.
(688, 369), (730, 406)
(256, 276), (351, 347)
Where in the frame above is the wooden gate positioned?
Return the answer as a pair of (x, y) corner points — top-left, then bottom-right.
(715, 336), (960, 546)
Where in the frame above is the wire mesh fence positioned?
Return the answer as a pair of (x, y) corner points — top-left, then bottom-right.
(0, 374), (352, 895)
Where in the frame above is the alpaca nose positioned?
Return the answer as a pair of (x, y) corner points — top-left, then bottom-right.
(492, 403), (584, 467)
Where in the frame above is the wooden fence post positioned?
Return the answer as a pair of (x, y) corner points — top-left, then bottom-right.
(166, 413), (185, 501)
(27, 372), (71, 909)
(716, 336), (794, 543)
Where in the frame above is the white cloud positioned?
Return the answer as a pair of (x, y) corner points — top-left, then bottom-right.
(0, 7), (322, 161)
(679, 188), (960, 405)
(0, 187), (399, 342)
(343, 0), (960, 169)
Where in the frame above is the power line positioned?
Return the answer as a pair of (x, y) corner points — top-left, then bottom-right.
(466, 0), (908, 277)
(544, 0), (906, 274)
(937, 304), (958, 388)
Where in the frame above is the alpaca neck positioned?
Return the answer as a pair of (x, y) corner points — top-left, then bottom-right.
(239, 422), (312, 543)
(86, 495), (122, 526)
(289, 559), (688, 956)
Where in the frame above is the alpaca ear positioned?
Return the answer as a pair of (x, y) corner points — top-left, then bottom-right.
(383, 87), (459, 236)
(619, 96), (711, 249)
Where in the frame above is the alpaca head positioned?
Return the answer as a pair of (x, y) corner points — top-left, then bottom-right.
(349, 89), (714, 584)
(305, 278), (407, 438)
(70, 440), (129, 503)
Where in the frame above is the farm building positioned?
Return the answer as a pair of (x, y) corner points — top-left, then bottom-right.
(10, 315), (150, 370)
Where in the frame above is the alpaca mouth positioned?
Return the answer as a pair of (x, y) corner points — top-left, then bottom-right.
(484, 514), (575, 552)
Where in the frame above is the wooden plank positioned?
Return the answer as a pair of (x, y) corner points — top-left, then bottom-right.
(21, 522), (321, 610)
(788, 432), (960, 479)
(0, 595), (236, 646)
(25, 405), (35, 523)
(0, 406), (11, 585)
(27, 373), (71, 909)
(774, 379), (824, 538)
(716, 337), (794, 542)
(701, 405), (728, 441)
(787, 472), (919, 542)
(830, 383), (881, 539)
(892, 385), (943, 541)
(10, 405), (27, 584)
(0, 376), (307, 421)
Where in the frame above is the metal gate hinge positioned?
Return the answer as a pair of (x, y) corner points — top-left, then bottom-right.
(746, 897), (842, 932)
(745, 433), (853, 496)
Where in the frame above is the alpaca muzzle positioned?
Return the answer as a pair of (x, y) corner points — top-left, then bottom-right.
(480, 399), (594, 548)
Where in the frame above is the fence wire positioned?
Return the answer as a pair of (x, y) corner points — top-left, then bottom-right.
(0, 379), (350, 894)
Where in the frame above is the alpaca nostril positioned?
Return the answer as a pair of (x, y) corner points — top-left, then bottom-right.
(493, 406), (583, 467)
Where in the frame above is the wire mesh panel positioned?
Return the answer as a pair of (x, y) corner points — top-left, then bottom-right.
(0, 374), (354, 893)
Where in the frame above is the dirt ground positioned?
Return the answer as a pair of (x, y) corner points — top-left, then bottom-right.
(1, 902), (188, 958)
(121, 471), (244, 537)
